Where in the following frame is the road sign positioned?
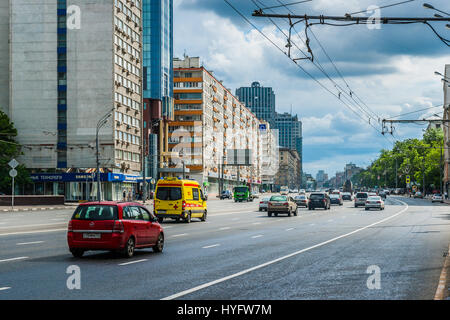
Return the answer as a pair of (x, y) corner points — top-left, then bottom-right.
(406, 175), (410, 184)
(8, 159), (19, 169)
(9, 169), (17, 177)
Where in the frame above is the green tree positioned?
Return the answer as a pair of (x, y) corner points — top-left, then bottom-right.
(0, 110), (30, 194)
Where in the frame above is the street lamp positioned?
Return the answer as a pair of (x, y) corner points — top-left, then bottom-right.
(423, 3), (450, 16)
(96, 110), (113, 202)
(179, 150), (185, 179)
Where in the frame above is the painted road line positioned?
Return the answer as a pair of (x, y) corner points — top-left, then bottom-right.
(0, 229), (67, 237)
(285, 228), (294, 231)
(0, 287), (11, 291)
(171, 233), (188, 238)
(252, 222), (261, 225)
(309, 224), (316, 226)
(16, 241), (45, 246)
(0, 257), (28, 263)
(161, 199), (409, 300)
(231, 218), (240, 221)
(0, 222), (66, 230)
(251, 235), (263, 239)
(202, 244), (221, 249)
(219, 227), (231, 231)
(118, 259), (148, 266)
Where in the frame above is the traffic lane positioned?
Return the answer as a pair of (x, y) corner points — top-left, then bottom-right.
(0, 197), (398, 265)
(170, 199), (449, 300)
(0, 200), (407, 299)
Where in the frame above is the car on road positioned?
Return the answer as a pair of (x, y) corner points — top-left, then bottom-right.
(252, 192), (260, 199)
(299, 189), (306, 194)
(308, 192), (331, 210)
(294, 194), (308, 208)
(354, 192), (369, 208)
(220, 190), (232, 200)
(413, 191), (424, 199)
(342, 192), (352, 201)
(67, 202), (164, 258)
(329, 193), (343, 206)
(431, 194), (444, 203)
(365, 196), (385, 211)
(259, 197), (270, 211)
(154, 177), (207, 223)
(267, 195), (298, 217)
(234, 185), (253, 202)
(280, 186), (289, 195)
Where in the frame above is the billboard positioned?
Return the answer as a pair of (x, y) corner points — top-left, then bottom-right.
(226, 149), (253, 166)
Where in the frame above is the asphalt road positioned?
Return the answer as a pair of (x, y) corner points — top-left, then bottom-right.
(0, 196), (449, 300)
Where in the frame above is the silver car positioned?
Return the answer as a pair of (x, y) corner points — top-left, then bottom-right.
(354, 192), (369, 207)
(365, 196), (385, 211)
(259, 197), (270, 211)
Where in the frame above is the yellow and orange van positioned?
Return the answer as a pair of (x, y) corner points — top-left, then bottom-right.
(154, 177), (207, 223)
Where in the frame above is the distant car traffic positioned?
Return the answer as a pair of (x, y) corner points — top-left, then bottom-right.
(329, 193), (343, 206)
(365, 196), (385, 211)
(280, 186), (289, 195)
(308, 192), (331, 210)
(259, 197), (270, 211)
(413, 192), (423, 199)
(220, 190), (232, 200)
(252, 192), (260, 199)
(354, 192), (369, 208)
(267, 195), (298, 217)
(431, 194), (444, 203)
(294, 194), (308, 208)
(342, 192), (352, 201)
(67, 202), (164, 258)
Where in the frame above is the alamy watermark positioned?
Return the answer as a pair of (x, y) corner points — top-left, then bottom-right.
(366, 265), (381, 290)
(66, 265), (81, 290)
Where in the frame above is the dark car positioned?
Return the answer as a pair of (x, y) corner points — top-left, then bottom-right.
(342, 192), (352, 201)
(220, 190), (232, 200)
(330, 193), (343, 205)
(308, 193), (331, 210)
(294, 195), (308, 208)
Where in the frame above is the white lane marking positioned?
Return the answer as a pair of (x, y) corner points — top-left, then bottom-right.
(285, 228), (294, 231)
(0, 223), (6, 225)
(0, 287), (11, 291)
(0, 222), (66, 230)
(327, 219), (334, 222)
(51, 218), (67, 221)
(219, 227), (231, 231)
(118, 259), (148, 266)
(251, 235), (263, 239)
(171, 233), (188, 238)
(202, 244), (220, 249)
(231, 218), (240, 221)
(0, 228), (67, 237)
(252, 222), (261, 225)
(162, 226), (173, 229)
(16, 241), (45, 246)
(0, 257), (28, 263)
(161, 199), (409, 300)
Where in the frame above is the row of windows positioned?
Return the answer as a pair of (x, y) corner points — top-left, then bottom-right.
(115, 111), (140, 128)
(115, 0), (141, 25)
(114, 16), (140, 44)
(175, 115), (202, 122)
(174, 104), (202, 111)
(174, 92), (202, 100)
(115, 92), (141, 110)
(115, 130), (141, 146)
(115, 73), (141, 94)
(116, 150), (141, 162)
(174, 82), (202, 88)
(115, 35), (140, 60)
(115, 54), (140, 77)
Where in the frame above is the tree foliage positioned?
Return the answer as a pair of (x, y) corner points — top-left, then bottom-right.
(0, 110), (31, 194)
(352, 127), (444, 192)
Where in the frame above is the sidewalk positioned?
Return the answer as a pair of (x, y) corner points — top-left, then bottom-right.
(0, 203), (78, 213)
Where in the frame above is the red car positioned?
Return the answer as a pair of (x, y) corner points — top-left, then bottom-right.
(67, 202), (164, 258)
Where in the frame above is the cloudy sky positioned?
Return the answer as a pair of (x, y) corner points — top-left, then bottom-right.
(173, 0), (450, 177)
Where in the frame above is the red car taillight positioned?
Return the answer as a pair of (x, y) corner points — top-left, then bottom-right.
(68, 220), (73, 232)
(283, 202), (289, 206)
(112, 220), (124, 234)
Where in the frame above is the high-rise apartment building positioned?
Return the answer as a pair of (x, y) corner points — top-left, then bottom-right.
(142, 0), (174, 181)
(172, 56), (266, 194)
(236, 82), (276, 129)
(0, 0), (144, 201)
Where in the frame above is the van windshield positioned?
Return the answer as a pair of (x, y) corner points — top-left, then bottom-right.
(156, 187), (182, 200)
(72, 205), (118, 220)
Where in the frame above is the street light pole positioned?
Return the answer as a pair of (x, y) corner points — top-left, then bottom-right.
(96, 111), (112, 202)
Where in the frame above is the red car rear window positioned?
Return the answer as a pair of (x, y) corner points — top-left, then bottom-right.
(72, 205), (118, 220)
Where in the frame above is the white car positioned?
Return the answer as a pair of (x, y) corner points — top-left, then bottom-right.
(431, 194), (444, 203)
(259, 197), (270, 211)
(365, 196), (385, 211)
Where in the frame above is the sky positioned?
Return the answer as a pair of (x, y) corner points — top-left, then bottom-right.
(172, 0), (450, 178)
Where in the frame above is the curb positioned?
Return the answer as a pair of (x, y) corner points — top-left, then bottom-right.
(434, 244), (450, 300)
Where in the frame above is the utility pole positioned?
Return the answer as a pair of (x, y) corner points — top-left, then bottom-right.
(142, 133), (147, 204)
(422, 156), (426, 196)
(96, 111), (112, 202)
(395, 157), (398, 190)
